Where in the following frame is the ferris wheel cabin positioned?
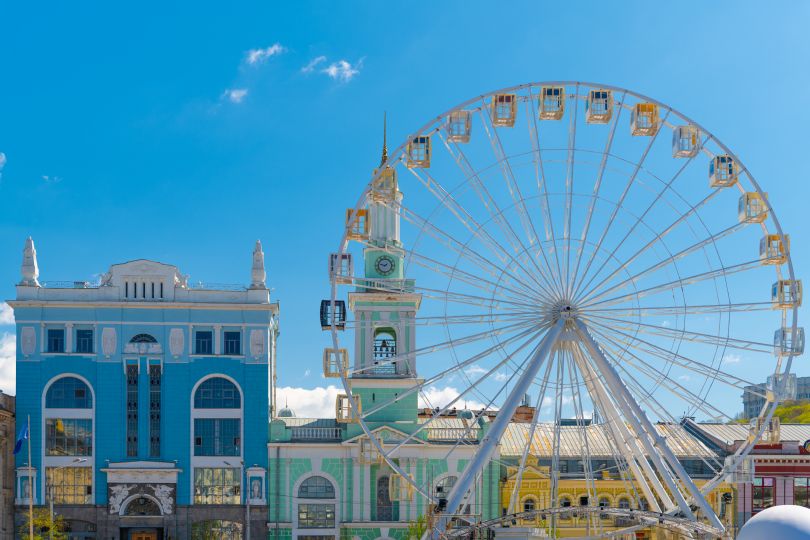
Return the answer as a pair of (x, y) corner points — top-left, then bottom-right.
(760, 234), (789, 265)
(406, 135), (431, 168)
(322, 347), (349, 378)
(774, 327), (805, 356)
(539, 85), (565, 120)
(772, 280), (803, 309)
(738, 192), (768, 224)
(491, 93), (517, 127)
(709, 155), (738, 187)
(585, 89), (613, 124)
(672, 125), (700, 158)
(446, 110), (472, 143)
(328, 252), (353, 284)
(630, 102), (660, 136)
(335, 393), (361, 423)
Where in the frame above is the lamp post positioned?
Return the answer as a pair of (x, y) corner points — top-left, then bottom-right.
(48, 458), (87, 540)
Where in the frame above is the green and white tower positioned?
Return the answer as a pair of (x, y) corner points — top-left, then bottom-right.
(346, 123), (423, 428)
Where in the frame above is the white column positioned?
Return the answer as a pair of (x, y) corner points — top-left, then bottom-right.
(65, 323), (74, 353)
(213, 325), (222, 355)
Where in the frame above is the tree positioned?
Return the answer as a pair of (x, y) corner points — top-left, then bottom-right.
(18, 508), (67, 540)
(407, 514), (428, 540)
(773, 400), (810, 423)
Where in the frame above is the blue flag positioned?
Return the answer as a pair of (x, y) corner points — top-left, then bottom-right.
(13, 423), (28, 455)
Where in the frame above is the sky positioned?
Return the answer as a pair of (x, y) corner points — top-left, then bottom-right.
(0, 1), (808, 417)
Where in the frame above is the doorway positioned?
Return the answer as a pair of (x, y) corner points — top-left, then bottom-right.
(130, 531), (159, 540)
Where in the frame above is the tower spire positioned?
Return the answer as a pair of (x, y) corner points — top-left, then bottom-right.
(380, 111), (388, 167)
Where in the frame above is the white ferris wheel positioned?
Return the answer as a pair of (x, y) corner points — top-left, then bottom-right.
(324, 82), (802, 538)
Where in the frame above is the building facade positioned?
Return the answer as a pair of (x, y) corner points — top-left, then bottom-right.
(0, 393), (14, 540)
(10, 239), (278, 540)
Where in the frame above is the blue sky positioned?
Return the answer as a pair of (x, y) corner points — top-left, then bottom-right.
(0, 1), (808, 416)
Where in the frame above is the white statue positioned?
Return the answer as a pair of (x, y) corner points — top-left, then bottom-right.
(20, 237), (40, 287)
(251, 240), (267, 289)
(109, 484), (134, 514)
(151, 484), (174, 515)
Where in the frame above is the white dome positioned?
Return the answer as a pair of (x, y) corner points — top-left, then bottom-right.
(738, 505), (810, 540)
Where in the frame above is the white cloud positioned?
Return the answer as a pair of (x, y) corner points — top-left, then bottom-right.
(41, 175), (62, 184)
(0, 303), (13, 326)
(303, 368), (311, 378)
(301, 56), (327, 73)
(419, 386), (486, 411)
(722, 354), (742, 365)
(222, 88), (248, 104)
(321, 59), (362, 82)
(277, 385), (341, 418)
(677, 374), (691, 382)
(246, 43), (286, 65)
(0, 333), (15, 395)
(661, 320), (671, 327)
(494, 371), (509, 382)
(463, 364), (487, 378)
(0, 152), (6, 180)
(541, 394), (574, 410)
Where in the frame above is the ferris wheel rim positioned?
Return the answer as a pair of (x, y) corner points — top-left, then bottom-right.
(327, 81), (799, 534)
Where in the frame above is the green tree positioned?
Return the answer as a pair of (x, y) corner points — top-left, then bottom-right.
(773, 400), (810, 423)
(18, 507), (67, 540)
(407, 514), (428, 540)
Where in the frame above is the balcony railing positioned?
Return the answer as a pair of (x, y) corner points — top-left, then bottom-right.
(426, 427), (479, 443)
(290, 427), (343, 441)
(40, 281), (99, 289)
(186, 282), (248, 291)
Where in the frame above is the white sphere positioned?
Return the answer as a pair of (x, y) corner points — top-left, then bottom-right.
(738, 505), (810, 540)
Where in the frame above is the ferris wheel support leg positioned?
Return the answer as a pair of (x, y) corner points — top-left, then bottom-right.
(573, 319), (725, 533)
(432, 318), (565, 538)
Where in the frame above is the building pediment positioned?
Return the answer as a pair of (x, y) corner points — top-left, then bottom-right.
(102, 461), (182, 484)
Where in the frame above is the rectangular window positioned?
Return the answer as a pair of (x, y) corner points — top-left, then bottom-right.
(47, 329), (65, 353)
(149, 365), (161, 457)
(46, 418), (92, 456)
(194, 418), (241, 456)
(45, 466), (92, 504)
(223, 331), (241, 355)
(193, 467), (241, 504)
(75, 329), (94, 354)
(795, 478), (810, 507)
(195, 331), (213, 355)
(298, 503), (336, 528)
(753, 477), (774, 511)
(126, 364), (138, 457)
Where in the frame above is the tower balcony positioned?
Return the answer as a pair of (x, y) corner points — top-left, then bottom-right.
(354, 277), (416, 294)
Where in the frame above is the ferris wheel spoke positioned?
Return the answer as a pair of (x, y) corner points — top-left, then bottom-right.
(506, 357), (557, 515)
(570, 92), (626, 297)
(340, 311), (541, 330)
(591, 328), (733, 423)
(570, 344), (670, 512)
(586, 313), (773, 353)
(525, 85), (567, 291)
(585, 302), (772, 317)
(404, 165), (558, 298)
(576, 186), (724, 303)
(579, 220), (749, 306)
(565, 352), (598, 527)
(549, 351), (564, 534)
(439, 129), (561, 295)
(399, 205), (547, 296)
(563, 84), (580, 297)
(582, 258), (762, 310)
(348, 317), (541, 378)
(574, 320), (722, 525)
(573, 136), (708, 301)
(583, 320), (765, 396)
(477, 105), (563, 294)
(598, 342), (726, 473)
(384, 327), (540, 459)
(571, 109), (671, 298)
(359, 322), (549, 418)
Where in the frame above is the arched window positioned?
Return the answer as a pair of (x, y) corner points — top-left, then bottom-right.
(194, 377), (241, 408)
(617, 497), (630, 510)
(376, 475), (394, 521)
(373, 328), (397, 363)
(559, 496), (572, 520)
(130, 334), (157, 343)
(298, 476), (335, 499)
(434, 475), (457, 500)
(46, 377), (92, 409)
(523, 497), (536, 513)
(297, 475), (336, 529)
(123, 496), (161, 516)
(598, 496), (610, 519)
(638, 497), (649, 511)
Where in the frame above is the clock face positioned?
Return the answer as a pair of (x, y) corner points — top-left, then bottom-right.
(375, 255), (395, 276)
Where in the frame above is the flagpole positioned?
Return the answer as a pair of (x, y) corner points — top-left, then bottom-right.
(27, 414), (33, 540)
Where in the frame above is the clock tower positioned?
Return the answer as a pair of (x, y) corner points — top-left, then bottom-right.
(346, 118), (422, 429)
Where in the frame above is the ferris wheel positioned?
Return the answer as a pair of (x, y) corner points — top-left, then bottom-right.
(325, 82), (802, 538)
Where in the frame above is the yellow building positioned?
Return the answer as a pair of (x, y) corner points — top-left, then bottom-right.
(499, 423), (735, 539)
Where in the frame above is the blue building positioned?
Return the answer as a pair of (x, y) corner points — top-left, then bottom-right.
(9, 238), (278, 540)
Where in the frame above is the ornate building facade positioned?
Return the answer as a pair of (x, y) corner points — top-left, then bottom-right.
(10, 239), (278, 540)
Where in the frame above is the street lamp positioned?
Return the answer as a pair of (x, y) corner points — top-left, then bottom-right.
(225, 460), (249, 540)
(48, 458), (87, 540)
